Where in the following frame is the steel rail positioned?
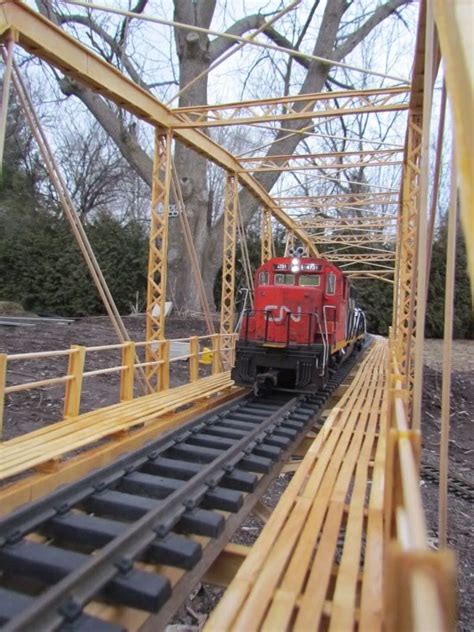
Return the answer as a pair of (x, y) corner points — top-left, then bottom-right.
(2, 395), (300, 630)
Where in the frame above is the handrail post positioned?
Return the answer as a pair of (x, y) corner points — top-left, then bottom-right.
(211, 334), (221, 375)
(189, 336), (199, 382)
(63, 345), (86, 418)
(120, 341), (135, 401)
(0, 353), (7, 441)
(159, 340), (170, 391)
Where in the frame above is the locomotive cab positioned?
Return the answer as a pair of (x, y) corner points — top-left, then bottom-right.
(232, 254), (365, 394)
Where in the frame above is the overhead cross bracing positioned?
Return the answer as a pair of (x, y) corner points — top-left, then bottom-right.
(172, 86), (409, 127)
(171, 90), (406, 282)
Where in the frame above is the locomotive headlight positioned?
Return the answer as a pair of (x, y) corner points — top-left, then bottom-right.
(291, 264), (300, 273)
(291, 258), (299, 266)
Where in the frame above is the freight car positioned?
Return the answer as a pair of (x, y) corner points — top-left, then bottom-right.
(232, 249), (366, 395)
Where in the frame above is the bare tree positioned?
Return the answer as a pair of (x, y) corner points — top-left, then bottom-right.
(34, 0), (412, 310)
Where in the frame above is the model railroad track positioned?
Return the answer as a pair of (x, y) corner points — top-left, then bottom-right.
(421, 463), (474, 503)
(0, 352), (361, 632)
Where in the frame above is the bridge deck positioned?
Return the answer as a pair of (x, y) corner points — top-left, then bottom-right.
(206, 338), (387, 631)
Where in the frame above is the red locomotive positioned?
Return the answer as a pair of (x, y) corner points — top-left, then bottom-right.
(232, 249), (366, 394)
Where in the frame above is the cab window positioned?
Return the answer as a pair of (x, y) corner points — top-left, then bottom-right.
(326, 273), (336, 295)
(299, 275), (320, 287)
(258, 271), (269, 285)
(274, 273), (295, 285)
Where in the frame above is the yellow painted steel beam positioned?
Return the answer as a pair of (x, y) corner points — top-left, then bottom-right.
(174, 86), (409, 116)
(172, 87), (408, 128)
(433, 0), (474, 295)
(220, 176), (238, 370)
(240, 160), (402, 174)
(238, 148), (403, 165)
(173, 103), (409, 128)
(315, 236), (397, 245)
(274, 193), (399, 208)
(324, 254), (396, 262)
(261, 208), (273, 264)
(145, 131), (172, 390)
(0, 0), (315, 253)
(284, 231), (295, 256)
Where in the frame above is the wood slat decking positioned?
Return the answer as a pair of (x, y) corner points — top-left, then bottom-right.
(206, 339), (387, 631)
(0, 371), (233, 481)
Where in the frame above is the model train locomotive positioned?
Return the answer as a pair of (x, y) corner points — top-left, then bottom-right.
(232, 248), (366, 394)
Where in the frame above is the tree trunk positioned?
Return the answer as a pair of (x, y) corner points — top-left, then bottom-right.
(169, 0), (217, 313)
(37, 0), (410, 313)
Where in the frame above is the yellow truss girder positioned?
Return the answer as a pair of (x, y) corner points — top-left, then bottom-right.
(273, 192), (399, 209)
(393, 114), (422, 390)
(240, 160), (402, 174)
(145, 130), (172, 389)
(314, 235), (397, 245)
(284, 231), (295, 256)
(239, 147), (402, 165)
(238, 148), (403, 172)
(173, 86), (409, 128)
(433, 0), (474, 294)
(261, 208), (273, 264)
(219, 175), (238, 370)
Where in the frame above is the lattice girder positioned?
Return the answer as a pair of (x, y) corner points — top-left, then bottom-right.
(261, 207), (273, 264)
(219, 175), (238, 369)
(146, 130), (173, 390)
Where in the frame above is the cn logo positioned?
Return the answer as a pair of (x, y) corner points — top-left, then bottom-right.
(265, 305), (302, 323)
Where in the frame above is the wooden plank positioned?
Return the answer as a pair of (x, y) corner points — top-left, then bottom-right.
(293, 355), (382, 630)
(0, 372), (234, 480)
(329, 395), (383, 629)
(360, 349), (388, 630)
(203, 543), (250, 587)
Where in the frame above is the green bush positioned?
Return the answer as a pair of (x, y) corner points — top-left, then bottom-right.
(0, 203), (147, 316)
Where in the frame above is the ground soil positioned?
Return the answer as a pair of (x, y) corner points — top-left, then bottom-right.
(0, 317), (472, 628)
(0, 314), (215, 440)
(420, 343), (474, 632)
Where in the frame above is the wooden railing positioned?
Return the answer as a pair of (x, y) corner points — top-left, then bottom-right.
(384, 330), (455, 631)
(0, 333), (238, 440)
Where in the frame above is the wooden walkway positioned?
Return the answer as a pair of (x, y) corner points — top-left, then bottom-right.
(0, 371), (233, 481)
(206, 338), (387, 631)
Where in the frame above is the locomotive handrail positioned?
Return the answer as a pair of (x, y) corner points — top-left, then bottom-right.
(322, 305), (337, 372)
(241, 308), (325, 347)
(313, 311), (328, 376)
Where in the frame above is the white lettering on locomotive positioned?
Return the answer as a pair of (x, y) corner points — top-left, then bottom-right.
(264, 305), (302, 323)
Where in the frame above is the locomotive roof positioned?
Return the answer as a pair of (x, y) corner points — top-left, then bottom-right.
(258, 256), (347, 277)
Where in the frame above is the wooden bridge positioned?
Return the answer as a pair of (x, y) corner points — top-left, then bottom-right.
(0, 0), (472, 629)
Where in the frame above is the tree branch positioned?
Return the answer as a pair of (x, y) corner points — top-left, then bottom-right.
(208, 14), (312, 69)
(59, 78), (152, 186)
(333, 0), (411, 62)
(58, 14), (146, 87)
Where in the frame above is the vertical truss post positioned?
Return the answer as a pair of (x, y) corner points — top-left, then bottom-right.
(393, 113), (422, 394)
(412, 3), (435, 430)
(146, 129), (172, 390)
(0, 35), (14, 173)
(219, 175), (238, 370)
(284, 231), (295, 256)
(261, 207), (273, 264)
